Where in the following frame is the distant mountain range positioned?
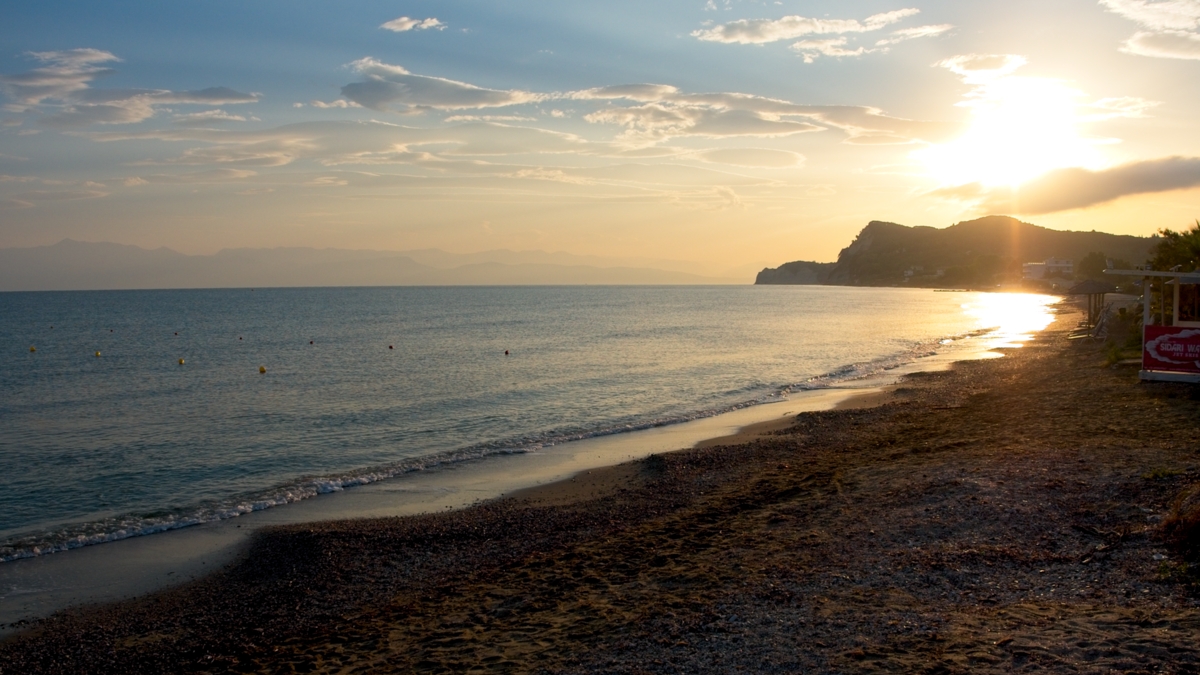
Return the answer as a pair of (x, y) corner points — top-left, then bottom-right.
(757, 216), (1157, 287)
(0, 240), (743, 291)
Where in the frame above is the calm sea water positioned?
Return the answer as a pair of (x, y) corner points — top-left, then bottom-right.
(0, 286), (1053, 560)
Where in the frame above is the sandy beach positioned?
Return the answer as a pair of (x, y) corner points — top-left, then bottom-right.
(3, 305), (1199, 673)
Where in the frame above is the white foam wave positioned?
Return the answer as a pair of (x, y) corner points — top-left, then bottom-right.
(0, 328), (993, 563)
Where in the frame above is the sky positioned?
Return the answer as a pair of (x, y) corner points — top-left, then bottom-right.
(2, 0), (1199, 275)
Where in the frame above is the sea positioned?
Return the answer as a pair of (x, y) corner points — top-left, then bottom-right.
(0, 285), (1057, 563)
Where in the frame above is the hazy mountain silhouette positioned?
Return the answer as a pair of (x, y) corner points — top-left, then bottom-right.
(757, 216), (1156, 287)
(0, 240), (739, 291)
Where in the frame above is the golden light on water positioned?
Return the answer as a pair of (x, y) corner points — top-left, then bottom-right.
(963, 293), (1058, 348)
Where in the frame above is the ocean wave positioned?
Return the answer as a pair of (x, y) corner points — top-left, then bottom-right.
(0, 328), (995, 563)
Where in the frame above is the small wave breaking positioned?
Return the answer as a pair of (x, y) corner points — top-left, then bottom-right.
(0, 328), (995, 563)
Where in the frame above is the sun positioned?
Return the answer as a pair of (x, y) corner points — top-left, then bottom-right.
(914, 74), (1104, 188)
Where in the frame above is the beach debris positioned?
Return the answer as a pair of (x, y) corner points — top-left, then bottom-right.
(259, 365), (266, 374)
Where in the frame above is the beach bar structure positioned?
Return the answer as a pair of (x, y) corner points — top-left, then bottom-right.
(1105, 268), (1200, 383)
(1066, 279), (1118, 335)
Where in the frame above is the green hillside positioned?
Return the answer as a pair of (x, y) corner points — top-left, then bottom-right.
(757, 216), (1156, 288)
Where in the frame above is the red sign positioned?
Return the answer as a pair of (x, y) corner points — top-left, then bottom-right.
(1143, 326), (1200, 374)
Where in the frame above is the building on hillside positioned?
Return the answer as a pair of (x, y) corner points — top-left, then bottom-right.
(1022, 257), (1073, 280)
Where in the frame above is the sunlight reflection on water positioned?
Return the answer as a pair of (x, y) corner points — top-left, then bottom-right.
(963, 293), (1059, 348)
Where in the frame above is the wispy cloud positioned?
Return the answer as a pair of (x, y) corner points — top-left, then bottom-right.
(380, 17), (445, 32)
(298, 100), (361, 109)
(0, 50), (259, 127)
(574, 85), (954, 145)
(173, 110), (257, 127)
(1101, 0), (1200, 59)
(696, 148), (805, 168)
(693, 9), (950, 62)
(790, 38), (865, 63)
(936, 53), (1028, 82)
(692, 9), (919, 44)
(875, 24), (954, 46)
(931, 156), (1200, 213)
(340, 58), (543, 111)
(127, 168), (258, 184)
(2, 188), (108, 208)
(0, 49), (119, 107)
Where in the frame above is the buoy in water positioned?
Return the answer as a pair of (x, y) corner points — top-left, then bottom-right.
(389, 345), (393, 350)
(309, 340), (313, 345)
(239, 337), (243, 340)
(95, 351), (101, 357)
(178, 358), (185, 365)
(505, 350), (509, 356)
(174, 332), (178, 336)
(30, 346), (36, 352)
(259, 365), (266, 374)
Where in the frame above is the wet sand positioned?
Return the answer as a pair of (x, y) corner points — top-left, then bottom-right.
(3, 307), (1200, 673)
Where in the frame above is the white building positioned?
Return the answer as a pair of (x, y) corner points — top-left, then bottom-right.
(1022, 257), (1073, 280)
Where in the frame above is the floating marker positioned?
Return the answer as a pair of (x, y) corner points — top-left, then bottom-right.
(259, 365), (266, 374)
(309, 340), (314, 345)
(239, 337), (243, 340)
(505, 350), (509, 356)
(389, 345), (393, 349)
(95, 351), (101, 357)
(178, 358), (185, 365)
(30, 346), (36, 352)
(174, 332), (178, 336)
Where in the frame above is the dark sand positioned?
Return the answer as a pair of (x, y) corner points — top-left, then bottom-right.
(3, 307), (1200, 674)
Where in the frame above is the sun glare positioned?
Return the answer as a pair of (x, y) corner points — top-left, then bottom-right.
(963, 293), (1058, 348)
(915, 76), (1103, 188)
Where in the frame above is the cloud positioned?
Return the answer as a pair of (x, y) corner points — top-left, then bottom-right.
(306, 176), (349, 186)
(1101, 0), (1200, 30)
(0, 49), (119, 106)
(1121, 29), (1200, 58)
(173, 109), (255, 126)
(4, 189), (108, 206)
(302, 99), (361, 109)
(1084, 96), (1161, 119)
(875, 24), (953, 46)
(931, 156), (1200, 214)
(443, 114), (537, 123)
(585, 104), (823, 144)
(0, 50), (259, 127)
(692, 8), (919, 44)
(1101, 0), (1200, 59)
(340, 58), (543, 111)
(936, 54), (1027, 82)
(575, 86), (953, 145)
(696, 148), (805, 167)
(790, 37), (865, 63)
(381, 17), (445, 32)
(131, 168), (258, 183)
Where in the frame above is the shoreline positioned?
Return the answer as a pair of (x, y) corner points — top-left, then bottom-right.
(9, 304), (1200, 671)
(0, 325), (1015, 634)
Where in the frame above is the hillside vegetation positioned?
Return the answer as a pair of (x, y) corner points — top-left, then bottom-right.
(757, 216), (1156, 288)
